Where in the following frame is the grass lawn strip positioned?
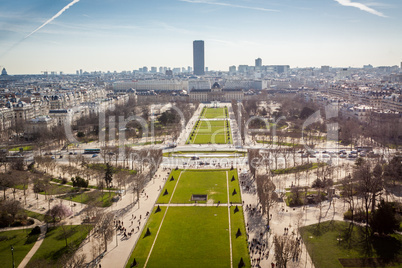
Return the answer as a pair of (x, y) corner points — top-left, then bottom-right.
(188, 107), (231, 144)
(224, 120), (227, 144)
(202, 107), (226, 119)
(226, 170), (233, 268)
(156, 170), (181, 204)
(127, 168), (250, 268)
(230, 206), (251, 268)
(191, 117), (202, 144)
(24, 209), (46, 222)
(228, 169), (242, 204)
(170, 170), (227, 204)
(27, 225), (91, 266)
(58, 191), (116, 207)
(0, 229), (39, 267)
(159, 169), (242, 205)
(146, 207), (230, 268)
(125, 206), (165, 267)
(193, 120), (230, 144)
(144, 171), (183, 267)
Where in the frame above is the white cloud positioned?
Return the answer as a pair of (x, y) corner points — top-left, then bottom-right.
(334, 0), (387, 17)
(25, 0), (80, 38)
(179, 0), (279, 12)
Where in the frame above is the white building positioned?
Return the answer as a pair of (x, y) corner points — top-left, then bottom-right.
(113, 80), (187, 92)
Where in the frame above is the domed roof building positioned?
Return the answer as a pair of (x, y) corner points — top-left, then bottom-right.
(189, 81), (244, 102)
(1, 68), (7, 76)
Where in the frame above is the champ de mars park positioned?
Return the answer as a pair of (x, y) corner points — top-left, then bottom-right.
(0, 98), (401, 268)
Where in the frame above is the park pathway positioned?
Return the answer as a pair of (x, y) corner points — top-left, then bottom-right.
(18, 224), (47, 268)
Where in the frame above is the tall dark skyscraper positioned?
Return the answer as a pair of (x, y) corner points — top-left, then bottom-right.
(255, 58), (262, 67)
(193, 40), (205, 75)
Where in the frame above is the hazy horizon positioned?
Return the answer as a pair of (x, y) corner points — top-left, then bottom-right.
(1, 0), (401, 75)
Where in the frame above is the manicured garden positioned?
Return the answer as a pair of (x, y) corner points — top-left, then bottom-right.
(201, 107), (228, 119)
(0, 228), (39, 267)
(163, 150), (247, 158)
(157, 169), (242, 204)
(188, 120), (231, 144)
(128, 168), (250, 268)
(127, 206), (250, 268)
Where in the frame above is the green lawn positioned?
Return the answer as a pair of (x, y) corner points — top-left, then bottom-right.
(228, 169), (242, 204)
(201, 107), (228, 119)
(157, 169), (242, 204)
(272, 162), (326, 175)
(163, 150), (247, 158)
(171, 170), (228, 204)
(39, 184), (74, 195)
(155, 170), (181, 204)
(9, 145), (34, 151)
(128, 207), (232, 268)
(28, 225), (91, 267)
(59, 191), (116, 207)
(126, 206), (165, 268)
(127, 168), (250, 268)
(300, 221), (402, 268)
(188, 120), (231, 144)
(231, 206), (251, 268)
(12, 184), (28, 190)
(24, 209), (46, 222)
(0, 229), (39, 268)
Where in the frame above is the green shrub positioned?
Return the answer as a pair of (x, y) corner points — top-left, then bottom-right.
(30, 226), (41, 235)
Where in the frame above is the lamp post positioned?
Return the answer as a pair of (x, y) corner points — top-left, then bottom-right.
(11, 245), (15, 268)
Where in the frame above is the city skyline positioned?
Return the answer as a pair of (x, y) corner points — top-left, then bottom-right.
(0, 0), (401, 75)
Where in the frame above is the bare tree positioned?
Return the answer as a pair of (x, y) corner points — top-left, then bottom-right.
(97, 212), (115, 252)
(273, 234), (301, 268)
(247, 148), (260, 178)
(59, 251), (86, 268)
(354, 160), (382, 235)
(341, 174), (355, 224)
(0, 171), (13, 200)
(132, 173), (146, 208)
(256, 174), (277, 226)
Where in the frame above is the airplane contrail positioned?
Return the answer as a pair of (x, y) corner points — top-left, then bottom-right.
(25, 0), (81, 39)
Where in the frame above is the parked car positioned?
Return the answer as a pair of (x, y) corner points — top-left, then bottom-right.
(92, 154), (98, 158)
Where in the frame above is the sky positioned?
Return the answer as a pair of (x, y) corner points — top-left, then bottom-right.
(0, 0), (401, 74)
